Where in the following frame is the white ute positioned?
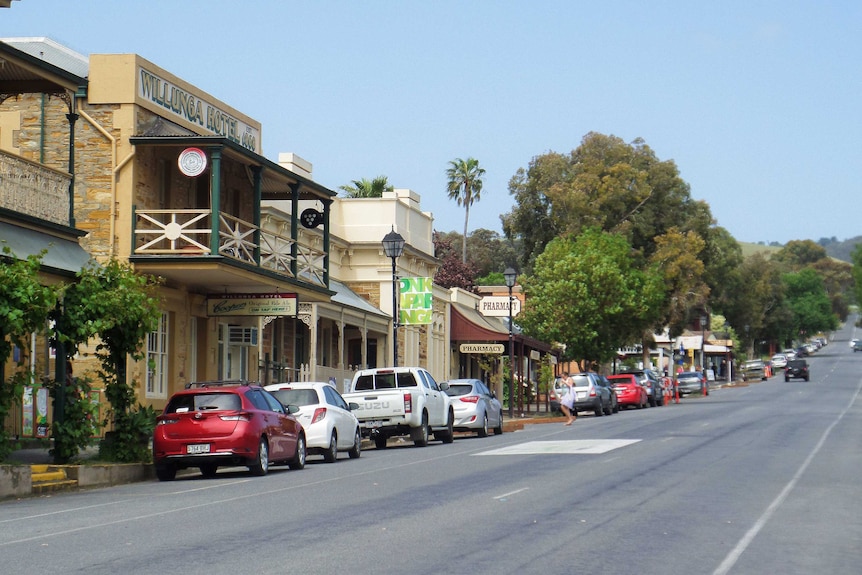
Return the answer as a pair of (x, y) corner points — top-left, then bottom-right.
(343, 367), (454, 449)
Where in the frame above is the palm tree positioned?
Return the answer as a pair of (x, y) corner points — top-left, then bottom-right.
(446, 157), (485, 263)
(339, 176), (393, 198)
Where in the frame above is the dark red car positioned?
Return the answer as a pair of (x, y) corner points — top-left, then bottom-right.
(607, 373), (648, 409)
(153, 381), (306, 481)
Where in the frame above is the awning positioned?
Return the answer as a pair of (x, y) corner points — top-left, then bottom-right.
(450, 302), (553, 353)
(0, 221), (91, 276)
(451, 302), (509, 341)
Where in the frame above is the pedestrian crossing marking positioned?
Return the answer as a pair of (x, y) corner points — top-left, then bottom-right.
(475, 439), (641, 456)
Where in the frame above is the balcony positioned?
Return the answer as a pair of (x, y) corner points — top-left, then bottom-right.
(132, 208), (327, 291)
(0, 149), (71, 226)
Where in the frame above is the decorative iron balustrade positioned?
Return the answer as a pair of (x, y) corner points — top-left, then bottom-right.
(0, 150), (71, 226)
(133, 208), (327, 287)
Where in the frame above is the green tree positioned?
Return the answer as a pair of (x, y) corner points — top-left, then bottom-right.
(57, 259), (162, 462)
(772, 239), (828, 268)
(0, 248), (58, 461)
(517, 229), (663, 365)
(339, 176), (393, 198)
(446, 157), (485, 263)
(435, 228), (518, 280)
(783, 268), (838, 338)
(852, 244), (862, 309)
(719, 253), (790, 355)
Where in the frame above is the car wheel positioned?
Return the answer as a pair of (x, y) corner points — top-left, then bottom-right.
(323, 432), (338, 463)
(199, 463), (218, 478)
(785, 377), (789, 382)
(805, 376), (810, 382)
(436, 410), (455, 444)
(155, 463), (176, 482)
(348, 428), (362, 459)
(603, 401), (612, 415)
(594, 400), (604, 416)
(494, 411), (504, 435)
(374, 435), (388, 449)
(288, 434), (306, 470)
(411, 412), (430, 447)
(249, 437), (269, 476)
(478, 413), (489, 437)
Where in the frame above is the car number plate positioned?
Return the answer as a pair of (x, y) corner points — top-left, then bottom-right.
(187, 443), (210, 454)
(368, 420), (383, 429)
(577, 392), (586, 399)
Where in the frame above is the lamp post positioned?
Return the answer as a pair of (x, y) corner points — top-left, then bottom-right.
(382, 228), (405, 367)
(504, 267), (517, 419)
(700, 313), (707, 373)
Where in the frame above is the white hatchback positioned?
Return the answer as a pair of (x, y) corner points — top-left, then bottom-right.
(265, 382), (362, 462)
(771, 353), (788, 369)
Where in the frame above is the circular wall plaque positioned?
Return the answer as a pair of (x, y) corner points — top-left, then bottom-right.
(178, 147), (207, 177)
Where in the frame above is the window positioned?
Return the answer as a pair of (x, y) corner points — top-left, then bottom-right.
(146, 312), (169, 398)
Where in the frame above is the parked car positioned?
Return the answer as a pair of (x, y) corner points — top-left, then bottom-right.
(676, 371), (709, 396)
(153, 381), (307, 481)
(783, 349), (798, 361)
(785, 359), (810, 381)
(443, 378), (504, 437)
(771, 353), (788, 370)
(741, 360), (767, 381)
(853, 340), (862, 352)
(607, 373), (648, 409)
(552, 372), (611, 416)
(570, 372), (613, 416)
(265, 381), (362, 462)
(625, 369), (664, 407)
(595, 375), (619, 414)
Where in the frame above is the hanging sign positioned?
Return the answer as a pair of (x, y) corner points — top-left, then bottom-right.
(207, 293), (297, 317)
(178, 147), (207, 177)
(479, 296), (521, 317)
(459, 343), (505, 354)
(399, 277), (433, 325)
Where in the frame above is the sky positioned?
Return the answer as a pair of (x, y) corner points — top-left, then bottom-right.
(4, 1), (861, 246)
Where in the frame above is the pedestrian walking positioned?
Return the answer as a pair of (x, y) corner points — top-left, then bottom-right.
(559, 371), (577, 425)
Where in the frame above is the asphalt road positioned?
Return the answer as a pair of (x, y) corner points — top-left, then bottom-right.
(2, 326), (861, 575)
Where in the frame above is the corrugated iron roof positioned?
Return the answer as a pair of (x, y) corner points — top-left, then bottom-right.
(1, 36), (89, 77)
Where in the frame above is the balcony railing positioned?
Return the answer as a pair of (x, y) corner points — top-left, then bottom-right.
(0, 150), (71, 226)
(133, 208), (326, 287)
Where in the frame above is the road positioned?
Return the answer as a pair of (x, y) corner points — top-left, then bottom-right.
(2, 326), (861, 575)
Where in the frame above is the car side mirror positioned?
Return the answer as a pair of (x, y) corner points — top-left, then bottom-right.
(438, 381), (450, 391)
(348, 402), (360, 411)
(286, 404), (300, 415)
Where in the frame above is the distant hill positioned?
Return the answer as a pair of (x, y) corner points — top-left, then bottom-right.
(738, 237), (862, 263)
(823, 237), (862, 263)
(739, 242), (782, 258)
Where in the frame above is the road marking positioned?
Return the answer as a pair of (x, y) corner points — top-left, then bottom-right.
(712, 371), (862, 575)
(474, 439), (641, 456)
(494, 488), (529, 500)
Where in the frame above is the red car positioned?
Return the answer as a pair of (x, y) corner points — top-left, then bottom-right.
(153, 381), (306, 481)
(606, 373), (648, 409)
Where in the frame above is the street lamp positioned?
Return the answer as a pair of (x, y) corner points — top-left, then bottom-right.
(382, 227), (405, 367)
(504, 267), (517, 419)
(700, 313), (708, 374)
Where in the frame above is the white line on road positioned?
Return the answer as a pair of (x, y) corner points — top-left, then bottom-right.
(713, 371), (862, 575)
(494, 488), (529, 500)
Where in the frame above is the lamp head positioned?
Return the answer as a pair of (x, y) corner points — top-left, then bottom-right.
(382, 227), (406, 259)
(503, 267), (517, 288)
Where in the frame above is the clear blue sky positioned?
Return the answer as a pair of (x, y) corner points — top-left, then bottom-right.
(5, 1), (860, 245)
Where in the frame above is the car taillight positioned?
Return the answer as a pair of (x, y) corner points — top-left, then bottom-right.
(589, 388), (597, 397)
(219, 412), (252, 422)
(404, 392), (412, 413)
(311, 407), (327, 424)
(460, 395), (480, 403)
